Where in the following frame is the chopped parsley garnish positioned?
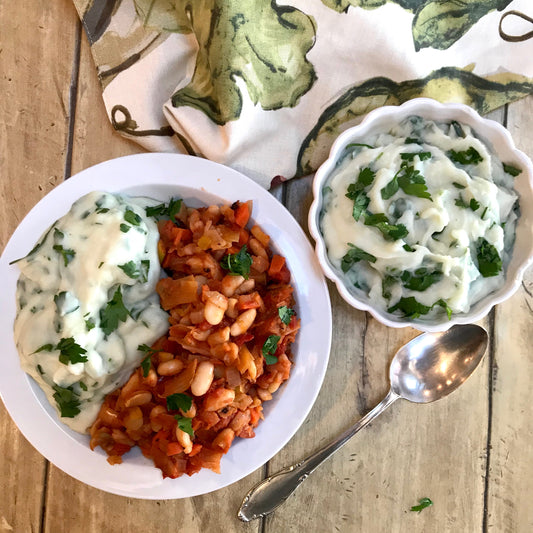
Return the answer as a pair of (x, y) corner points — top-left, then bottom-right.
(455, 195), (480, 211)
(341, 243), (377, 273)
(118, 260), (150, 282)
(380, 176), (399, 200)
(364, 213), (408, 241)
(476, 238), (502, 277)
(99, 287), (130, 336)
(54, 228), (64, 239)
(400, 267), (443, 291)
(145, 198), (183, 220)
(138, 344), (161, 377)
(397, 165), (432, 200)
(278, 306), (296, 325)
(262, 335), (280, 365)
(175, 416), (194, 437)
(345, 167), (375, 221)
(452, 182), (466, 189)
(381, 275), (397, 299)
(95, 207), (109, 214)
(85, 318), (95, 331)
(448, 147), (483, 165)
(32, 337), (88, 365)
(388, 297), (452, 320)
(37, 364), (45, 375)
(503, 163), (522, 177)
(124, 208), (142, 226)
(400, 151), (431, 161)
(220, 245), (253, 278)
(410, 497), (433, 513)
(405, 137), (421, 144)
(167, 393), (193, 413)
(119, 223), (131, 233)
(403, 244), (415, 252)
(79, 381), (88, 391)
(52, 385), (81, 418)
(56, 337), (88, 365)
(52, 244), (75, 266)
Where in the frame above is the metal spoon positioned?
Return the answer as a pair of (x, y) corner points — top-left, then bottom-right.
(238, 324), (488, 522)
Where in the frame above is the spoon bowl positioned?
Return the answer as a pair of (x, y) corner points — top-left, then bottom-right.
(238, 324), (488, 522)
(390, 324), (488, 403)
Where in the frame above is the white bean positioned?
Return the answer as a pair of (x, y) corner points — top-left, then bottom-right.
(230, 308), (257, 337)
(190, 361), (215, 396)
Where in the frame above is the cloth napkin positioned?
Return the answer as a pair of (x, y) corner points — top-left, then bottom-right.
(72, 0), (533, 189)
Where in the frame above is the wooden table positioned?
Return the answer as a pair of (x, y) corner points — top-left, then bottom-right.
(1, 2), (532, 532)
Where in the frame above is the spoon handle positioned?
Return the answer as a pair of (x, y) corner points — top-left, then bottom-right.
(238, 389), (400, 522)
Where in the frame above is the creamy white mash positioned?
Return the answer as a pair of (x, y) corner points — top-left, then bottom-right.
(13, 192), (169, 432)
(320, 116), (520, 321)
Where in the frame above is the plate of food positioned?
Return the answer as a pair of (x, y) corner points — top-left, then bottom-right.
(0, 153), (332, 499)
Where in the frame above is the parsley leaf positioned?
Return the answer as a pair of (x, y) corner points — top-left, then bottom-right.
(120, 223), (130, 233)
(400, 268), (443, 291)
(403, 244), (415, 252)
(388, 297), (452, 320)
(99, 287), (130, 336)
(381, 275), (397, 299)
(85, 318), (95, 331)
(345, 167), (375, 221)
(56, 337), (88, 365)
(380, 176), (399, 200)
(278, 306), (296, 325)
(448, 147), (483, 165)
(175, 416), (194, 437)
(410, 497), (433, 513)
(145, 198), (183, 220)
(405, 137), (421, 144)
(476, 238), (502, 277)
(32, 343), (54, 354)
(221, 245), (253, 279)
(167, 393), (193, 413)
(455, 195), (480, 211)
(124, 208), (141, 226)
(138, 344), (160, 377)
(52, 244), (76, 266)
(52, 384), (81, 418)
(364, 213), (408, 241)
(262, 335), (280, 365)
(79, 381), (88, 391)
(118, 260), (150, 282)
(54, 228), (64, 239)
(341, 243), (377, 273)
(452, 182), (466, 189)
(503, 163), (522, 177)
(400, 151), (431, 161)
(397, 165), (432, 201)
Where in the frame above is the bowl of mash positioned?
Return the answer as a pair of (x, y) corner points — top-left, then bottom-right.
(308, 98), (533, 331)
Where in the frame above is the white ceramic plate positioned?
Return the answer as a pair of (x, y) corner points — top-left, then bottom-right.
(0, 153), (332, 499)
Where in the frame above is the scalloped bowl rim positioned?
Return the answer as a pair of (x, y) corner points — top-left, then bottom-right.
(308, 98), (533, 332)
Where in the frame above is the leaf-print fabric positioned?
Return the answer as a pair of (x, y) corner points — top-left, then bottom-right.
(72, 0), (533, 188)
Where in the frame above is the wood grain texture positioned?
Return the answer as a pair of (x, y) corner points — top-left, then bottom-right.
(0, 1), (79, 532)
(487, 95), (533, 533)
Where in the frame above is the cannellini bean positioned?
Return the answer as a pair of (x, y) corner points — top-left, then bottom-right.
(191, 327), (212, 342)
(142, 368), (158, 388)
(234, 279), (255, 295)
(157, 351), (174, 363)
(257, 388), (272, 401)
(124, 390), (153, 408)
(207, 326), (230, 346)
(221, 274), (245, 297)
(230, 308), (257, 337)
(190, 361), (215, 396)
(157, 358), (185, 376)
(212, 428), (235, 453)
(204, 291), (228, 325)
(176, 427), (193, 454)
(248, 237), (268, 260)
(204, 388), (235, 412)
(226, 298), (238, 319)
(123, 406), (144, 431)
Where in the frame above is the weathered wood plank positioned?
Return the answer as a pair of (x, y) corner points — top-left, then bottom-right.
(488, 95), (533, 533)
(264, 121), (505, 530)
(0, 1), (80, 532)
(42, 27), (262, 533)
